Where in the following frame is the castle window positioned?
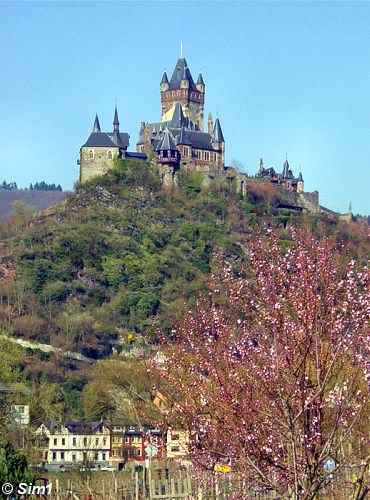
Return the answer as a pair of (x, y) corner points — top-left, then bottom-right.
(183, 147), (190, 157)
(195, 150), (201, 160)
(204, 152), (210, 162)
(108, 151), (112, 159)
(89, 150), (94, 160)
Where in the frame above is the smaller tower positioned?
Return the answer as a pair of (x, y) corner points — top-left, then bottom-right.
(348, 202), (352, 214)
(196, 73), (205, 93)
(93, 114), (101, 132)
(208, 112), (213, 135)
(297, 171), (304, 193)
(160, 72), (169, 92)
(212, 118), (225, 168)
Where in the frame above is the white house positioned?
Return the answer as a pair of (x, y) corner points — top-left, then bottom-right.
(36, 420), (111, 471)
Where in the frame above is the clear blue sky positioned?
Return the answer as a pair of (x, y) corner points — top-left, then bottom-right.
(0, 1), (369, 214)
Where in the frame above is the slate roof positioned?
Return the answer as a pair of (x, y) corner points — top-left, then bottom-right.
(161, 72), (169, 84)
(82, 132), (117, 148)
(171, 103), (185, 128)
(168, 57), (196, 91)
(125, 152), (148, 160)
(156, 128), (177, 151)
(138, 125), (217, 150)
(82, 131), (129, 149)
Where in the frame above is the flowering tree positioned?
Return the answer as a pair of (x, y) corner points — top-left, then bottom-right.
(154, 228), (369, 499)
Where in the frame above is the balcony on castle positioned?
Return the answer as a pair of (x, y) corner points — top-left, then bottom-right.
(157, 150), (180, 165)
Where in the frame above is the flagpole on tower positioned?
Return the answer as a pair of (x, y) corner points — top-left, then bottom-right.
(180, 40), (183, 58)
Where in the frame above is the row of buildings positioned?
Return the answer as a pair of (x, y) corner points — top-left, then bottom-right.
(35, 420), (188, 472)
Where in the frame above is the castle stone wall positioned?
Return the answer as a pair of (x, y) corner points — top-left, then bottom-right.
(80, 147), (119, 183)
(298, 191), (319, 213)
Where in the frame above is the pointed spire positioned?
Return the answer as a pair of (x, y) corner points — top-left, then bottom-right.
(348, 202), (352, 213)
(113, 106), (120, 132)
(93, 114), (101, 133)
(197, 73), (205, 85)
(213, 118), (224, 143)
(298, 171), (303, 182)
(282, 158), (290, 178)
(161, 72), (169, 84)
(171, 102), (185, 128)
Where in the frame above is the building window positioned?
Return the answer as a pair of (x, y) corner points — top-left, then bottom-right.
(172, 434), (180, 441)
(73, 438), (76, 447)
(72, 454), (76, 462)
(83, 437), (87, 447)
(60, 452), (65, 460)
(62, 438), (65, 446)
(195, 150), (201, 160)
(183, 147), (189, 157)
(103, 438), (107, 446)
(171, 446), (180, 452)
(94, 452), (99, 461)
(96, 438), (99, 446)
(17, 406), (25, 413)
(135, 449), (141, 456)
(125, 437), (129, 444)
(53, 438), (57, 446)
(89, 150), (94, 160)
(52, 452), (57, 461)
(108, 151), (112, 159)
(204, 152), (210, 161)
(102, 452), (106, 461)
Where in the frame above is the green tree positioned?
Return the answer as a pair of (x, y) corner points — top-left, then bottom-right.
(11, 201), (35, 230)
(0, 442), (32, 497)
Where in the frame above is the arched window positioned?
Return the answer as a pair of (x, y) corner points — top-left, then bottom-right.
(89, 150), (94, 160)
(108, 151), (112, 159)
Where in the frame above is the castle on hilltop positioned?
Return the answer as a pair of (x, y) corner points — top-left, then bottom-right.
(78, 53), (323, 213)
(79, 53), (226, 187)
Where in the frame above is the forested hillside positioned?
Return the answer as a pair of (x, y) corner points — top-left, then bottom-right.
(0, 158), (368, 422)
(0, 188), (67, 221)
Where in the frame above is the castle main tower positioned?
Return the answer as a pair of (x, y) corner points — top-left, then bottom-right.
(160, 56), (205, 131)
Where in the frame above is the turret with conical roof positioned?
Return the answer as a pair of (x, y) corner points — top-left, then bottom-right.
(160, 72), (169, 92)
(156, 127), (180, 169)
(213, 118), (225, 144)
(196, 73), (205, 93)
